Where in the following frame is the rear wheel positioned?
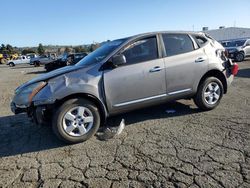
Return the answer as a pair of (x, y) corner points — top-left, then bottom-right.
(34, 61), (40, 67)
(9, 62), (15, 67)
(194, 77), (224, 110)
(52, 98), (100, 144)
(235, 52), (244, 62)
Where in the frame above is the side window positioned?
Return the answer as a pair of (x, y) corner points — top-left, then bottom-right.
(246, 40), (250, 46)
(193, 35), (208, 47)
(121, 37), (158, 64)
(162, 34), (194, 57)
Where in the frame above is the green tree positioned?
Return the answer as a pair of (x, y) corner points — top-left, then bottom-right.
(64, 47), (71, 53)
(0, 44), (18, 55)
(37, 43), (45, 55)
(89, 43), (100, 52)
(0, 44), (5, 53)
(6, 44), (14, 53)
(22, 48), (36, 55)
(73, 46), (88, 53)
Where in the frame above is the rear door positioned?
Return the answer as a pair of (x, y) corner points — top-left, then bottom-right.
(161, 33), (208, 95)
(103, 35), (167, 114)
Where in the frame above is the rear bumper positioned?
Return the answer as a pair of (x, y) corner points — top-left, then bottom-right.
(223, 59), (238, 88)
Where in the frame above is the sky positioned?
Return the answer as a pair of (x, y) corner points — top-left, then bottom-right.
(1, 0), (250, 47)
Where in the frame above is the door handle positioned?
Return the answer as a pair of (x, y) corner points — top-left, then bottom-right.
(195, 57), (206, 63)
(149, 66), (164, 73)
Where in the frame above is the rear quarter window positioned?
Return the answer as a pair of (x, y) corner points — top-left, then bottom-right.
(162, 34), (194, 57)
(192, 35), (208, 47)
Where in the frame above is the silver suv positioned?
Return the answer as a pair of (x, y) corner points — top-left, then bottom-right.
(221, 39), (250, 62)
(11, 32), (238, 143)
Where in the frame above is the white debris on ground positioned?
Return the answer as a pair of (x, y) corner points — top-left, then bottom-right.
(166, 109), (176, 114)
(97, 119), (125, 140)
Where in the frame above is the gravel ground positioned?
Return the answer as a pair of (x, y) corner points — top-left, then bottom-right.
(0, 61), (250, 188)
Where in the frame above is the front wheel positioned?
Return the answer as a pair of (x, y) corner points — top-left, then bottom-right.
(52, 98), (100, 144)
(194, 77), (224, 111)
(235, 52), (244, 62)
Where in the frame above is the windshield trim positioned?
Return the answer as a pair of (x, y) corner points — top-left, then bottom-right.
(75, 39), (128, 67)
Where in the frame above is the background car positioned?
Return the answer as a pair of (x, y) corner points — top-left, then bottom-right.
(221, 39), (250, 62)
(30, 53), (57, 66)
(26, 53), (38, 59)
(44, 53), (88, 71)
(7, 55), (30, 67)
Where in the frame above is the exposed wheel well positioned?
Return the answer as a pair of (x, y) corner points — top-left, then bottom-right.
(198, 69), (227, 94)
(54, 93), (107, 126)
(239, 51), (245, 55)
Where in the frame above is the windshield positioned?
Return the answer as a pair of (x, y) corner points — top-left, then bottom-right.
(76, 39), (126, 66)
(222, 40), (246, 47)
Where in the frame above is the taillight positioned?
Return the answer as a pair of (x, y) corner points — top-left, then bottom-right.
(231, 63), (239, 76)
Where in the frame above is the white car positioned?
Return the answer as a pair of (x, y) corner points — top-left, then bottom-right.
(7, 56), (31, 67)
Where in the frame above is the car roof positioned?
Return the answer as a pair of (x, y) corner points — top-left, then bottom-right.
(130, 31), (201, 38)
(116, 31), (204, 42)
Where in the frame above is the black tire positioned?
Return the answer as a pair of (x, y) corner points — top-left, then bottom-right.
(194, 77), (224, 111)
(9, 62), (15, 67)
(34, 61), (40, 67)
(235, 52), (245, 62)
(45, 65), (52, 72)
(52, 98), (100, 144)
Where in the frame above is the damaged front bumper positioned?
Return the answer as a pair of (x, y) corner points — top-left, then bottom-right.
(11, 100), (54, 125)
(10, 102), (27, 114)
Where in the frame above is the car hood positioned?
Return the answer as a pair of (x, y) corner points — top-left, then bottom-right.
(225, 47), (242, 51)
(20, 65), (83, 89)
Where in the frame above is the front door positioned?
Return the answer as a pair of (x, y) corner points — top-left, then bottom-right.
(103, 36), (166, 114)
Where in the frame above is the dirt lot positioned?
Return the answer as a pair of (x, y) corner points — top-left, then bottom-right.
(0, 61), (250, 188)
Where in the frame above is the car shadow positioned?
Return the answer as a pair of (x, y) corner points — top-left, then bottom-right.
(0, 100), (201, 158)
(236, 68), (250, 78)
(103, 100), (201, 128)
(11, 65), (35, 69)
(26, 70), (47, 74)
(0, 114), (66, 158)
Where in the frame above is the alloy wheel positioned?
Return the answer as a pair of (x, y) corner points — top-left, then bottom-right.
(62, 106), (94, 137)
(204, 82), (221, 105)
(235, 53), (244, 62)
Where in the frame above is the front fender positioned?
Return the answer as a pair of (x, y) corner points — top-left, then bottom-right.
(32, 68), (105, 107)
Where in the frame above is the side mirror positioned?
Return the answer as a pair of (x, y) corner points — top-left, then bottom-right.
(112, 54), (126, 66)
